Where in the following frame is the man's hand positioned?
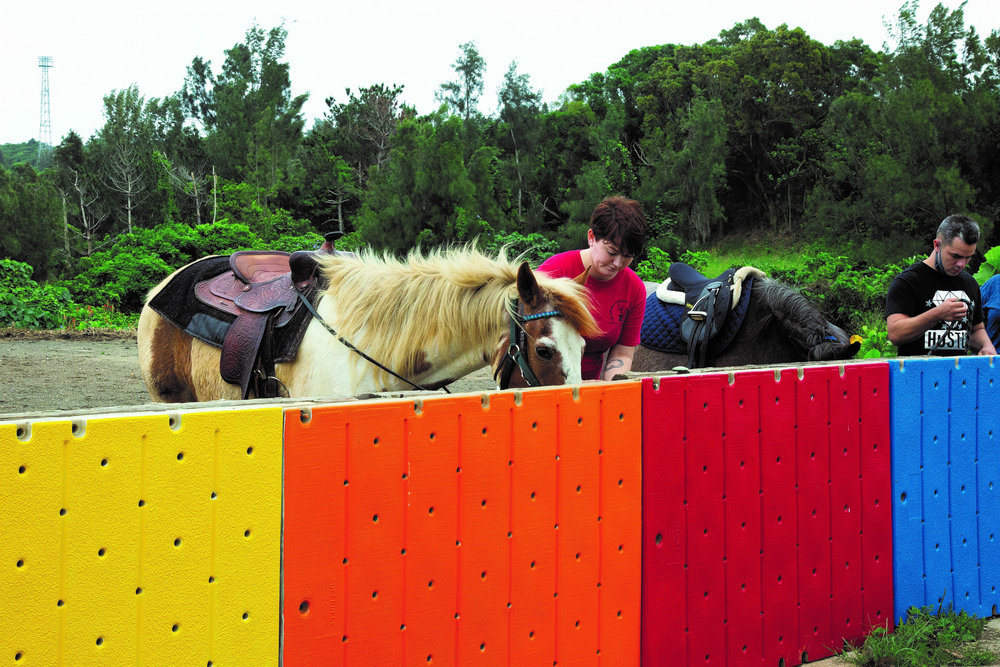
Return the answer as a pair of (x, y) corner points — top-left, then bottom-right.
(937, 297), (969, 322)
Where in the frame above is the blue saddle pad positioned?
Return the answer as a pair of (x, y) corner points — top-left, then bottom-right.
(640, 277), (755, 355)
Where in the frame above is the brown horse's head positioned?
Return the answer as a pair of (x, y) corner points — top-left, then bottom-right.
(493, 263), (598, 389)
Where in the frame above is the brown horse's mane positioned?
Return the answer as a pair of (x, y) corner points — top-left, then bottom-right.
(316, 246), (597, 385)
(750, 278), (835, 357)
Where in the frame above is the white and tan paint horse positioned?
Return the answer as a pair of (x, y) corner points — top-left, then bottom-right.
(137, 247), (599, 401)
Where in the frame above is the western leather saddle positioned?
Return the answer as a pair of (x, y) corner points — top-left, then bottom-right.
(191, 233), (349, 399)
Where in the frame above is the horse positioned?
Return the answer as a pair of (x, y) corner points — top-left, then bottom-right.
(137, 247), (600, 402)
(631, 277), (860, 372)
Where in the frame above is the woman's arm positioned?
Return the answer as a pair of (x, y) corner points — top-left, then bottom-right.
(602, 344), (636, 380)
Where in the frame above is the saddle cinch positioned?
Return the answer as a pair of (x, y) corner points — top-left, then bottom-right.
(641, 264), (765, 368)
(148, 233), (350, 399)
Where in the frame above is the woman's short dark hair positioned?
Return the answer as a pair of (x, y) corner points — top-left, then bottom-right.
(590, 196), (648, 257)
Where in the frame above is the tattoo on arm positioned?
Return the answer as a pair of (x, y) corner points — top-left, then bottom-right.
(604, 359), (625, 371)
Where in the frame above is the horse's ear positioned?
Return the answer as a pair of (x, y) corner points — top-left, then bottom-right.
(573, 267), (590, 285)
(516, 261), (543, 308)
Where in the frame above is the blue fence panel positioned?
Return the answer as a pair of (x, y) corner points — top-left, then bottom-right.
(890, 355), (1000, 623)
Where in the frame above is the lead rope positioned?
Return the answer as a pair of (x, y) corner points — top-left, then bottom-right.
(296, 289), (450, 393)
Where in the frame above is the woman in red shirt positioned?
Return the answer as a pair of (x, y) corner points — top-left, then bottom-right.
(539, 196), (648, 380)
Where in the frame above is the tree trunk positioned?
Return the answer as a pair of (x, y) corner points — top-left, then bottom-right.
(192, 172), (202, 226)
(212, 166), (218, 224)
(62, 195), (70, 258)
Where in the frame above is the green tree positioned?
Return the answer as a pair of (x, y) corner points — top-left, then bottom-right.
(809, 2), (995, 241)
(436, 41), (486, 121)
(0, 164), (62, 278)
(355, 111), (503, 252)
(495, 60), (544, 222)
(181, 23), (308, 210)
(99, 85), (152, 233)
(322, 83), (411, 186)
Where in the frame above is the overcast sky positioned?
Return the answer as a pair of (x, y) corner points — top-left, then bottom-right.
(2, 0), (998, 146)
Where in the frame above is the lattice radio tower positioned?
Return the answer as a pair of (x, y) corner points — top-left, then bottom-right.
(38, 56), (53, 163)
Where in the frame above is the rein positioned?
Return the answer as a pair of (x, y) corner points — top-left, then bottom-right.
(295, 289), (449, 393)
(494, 299), (563, 390)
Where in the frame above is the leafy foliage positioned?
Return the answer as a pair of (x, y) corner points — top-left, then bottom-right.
(0, 260), (70, 329)
(5, 10), (1000, 334)
(844, 600), (991, 667)
(974, 246), (1000, 284)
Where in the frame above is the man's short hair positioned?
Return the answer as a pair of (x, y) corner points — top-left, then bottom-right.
(937, 214), (980, 246)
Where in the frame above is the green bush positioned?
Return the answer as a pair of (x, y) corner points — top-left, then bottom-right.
(480, 230), (560, 267)
(634, 247), (672, 283)
(0, 259), (72, 329)
(974, 246), (1000, 284)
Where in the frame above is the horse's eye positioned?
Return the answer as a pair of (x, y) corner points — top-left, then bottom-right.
(536, 346), (554, 360)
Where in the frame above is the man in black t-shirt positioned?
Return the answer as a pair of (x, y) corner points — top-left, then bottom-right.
(885, 214), (997, 357)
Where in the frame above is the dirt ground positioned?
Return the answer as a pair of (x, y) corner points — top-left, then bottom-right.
(0, 328), (499, 418)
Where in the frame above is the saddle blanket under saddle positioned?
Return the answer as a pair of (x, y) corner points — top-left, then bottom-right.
(640, 274), (756, 355)
(146, 255), (320, 363)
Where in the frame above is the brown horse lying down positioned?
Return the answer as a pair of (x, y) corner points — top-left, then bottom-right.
(632, 278), (860, 372)
(137, 247), (599, 402)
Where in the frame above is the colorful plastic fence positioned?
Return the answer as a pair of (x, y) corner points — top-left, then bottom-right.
(3, 355), (997, 666)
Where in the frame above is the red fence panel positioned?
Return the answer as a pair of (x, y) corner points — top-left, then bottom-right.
(641, 363), (893, 667)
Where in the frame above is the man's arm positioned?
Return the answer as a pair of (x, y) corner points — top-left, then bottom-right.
(887, 298), (969, 346)
(602, 344), (635, 380)
(969, 323), (997, 355)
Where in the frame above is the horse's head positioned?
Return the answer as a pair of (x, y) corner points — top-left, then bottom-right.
(754, 279), (861, 362)
(807, 321), (862, 361)
(493, 263), (599, 389)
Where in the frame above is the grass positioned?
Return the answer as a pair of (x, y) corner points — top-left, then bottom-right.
(842, 603), (993, 667)
(693, 229), (926, 279)
(698, 230), (811, 278)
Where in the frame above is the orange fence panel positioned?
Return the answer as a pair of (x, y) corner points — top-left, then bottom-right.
(283, 383), (642, 666)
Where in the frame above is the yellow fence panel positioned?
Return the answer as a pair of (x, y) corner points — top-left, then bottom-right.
(1, 408), (282, 666)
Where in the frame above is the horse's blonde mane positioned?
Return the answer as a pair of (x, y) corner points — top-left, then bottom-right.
(316, 246), (597, 387)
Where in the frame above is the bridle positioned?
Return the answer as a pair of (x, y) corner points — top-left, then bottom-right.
(493, 299), (564, 390)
